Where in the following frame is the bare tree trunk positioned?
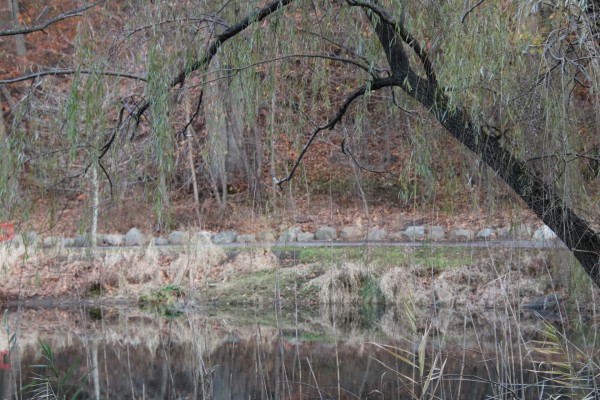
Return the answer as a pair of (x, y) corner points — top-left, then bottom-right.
(185, 94), (202, 225)
(157, 171), (170, 230)
(90, 161), (98, 250)
(6, 0), (27, 55)
(250, 125), (265, 204)
(0, 105), (6, 140)
(203, 58), (228, 210)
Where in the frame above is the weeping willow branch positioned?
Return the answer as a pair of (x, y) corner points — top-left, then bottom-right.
(171, 0), (295, 87)
(134, 0), (295, 123)
(175, 52), (377, 134)
(0, 1), (104, 37)
(357, 1), (600, 287)
(199, 53), (378, 79)
(122, 16), (230, 39)
(177, 91), (203, 137)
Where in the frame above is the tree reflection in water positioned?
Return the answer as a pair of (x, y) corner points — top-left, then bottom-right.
(0, 303), (592, 399)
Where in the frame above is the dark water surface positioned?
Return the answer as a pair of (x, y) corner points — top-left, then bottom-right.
(0, 302), (591, 399)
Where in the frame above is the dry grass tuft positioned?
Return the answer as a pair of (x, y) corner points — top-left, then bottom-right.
(317, 262), (372, 305)
(379, 258), (548, 311)
(379, 267), (426, 306)
(170, 235), (226, 286)
(99, 236), (227, 296)
(103, 249), (157, 291)
(0, 243), (25, 274)
(220, 249), (278, 279)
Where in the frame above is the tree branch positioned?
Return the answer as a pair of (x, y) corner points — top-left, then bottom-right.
(0, 1), (104, 37)
(274, 77), (399, 186)
(171, 0), (295, 88)
(0, 68), (146, 85)
(342, 137), (391, 174)
(346, 0), (437, 86)
(461, 0), (487, 23)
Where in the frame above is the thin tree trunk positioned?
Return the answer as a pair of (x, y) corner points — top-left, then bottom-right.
(6, 0), (27, 56)
(90, 161), (98, 250)
(0, 105), (6, 140)
(185, 94), (202, 226)
(203, 57), (228, 210)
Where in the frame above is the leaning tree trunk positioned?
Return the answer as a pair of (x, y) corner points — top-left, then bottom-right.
(369, 10), (600, 287)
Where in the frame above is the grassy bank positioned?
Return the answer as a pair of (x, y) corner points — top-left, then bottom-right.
(2, 239), (594, 318)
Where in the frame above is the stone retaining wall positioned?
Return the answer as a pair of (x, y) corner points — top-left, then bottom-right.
(2, 223), (560, 249)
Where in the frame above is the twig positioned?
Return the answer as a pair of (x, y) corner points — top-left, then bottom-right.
(177, 91), (203, 137)
(0, 68), (146, 85)
(274, 76), (400, 187)
(306, 358), (325, 400)
(341, 137), (393, 175)
(461, 0), (487, 23)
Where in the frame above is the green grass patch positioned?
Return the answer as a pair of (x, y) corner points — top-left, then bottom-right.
(271, 245), (476, 270)
(203, 246), (485, 310)
(224, 245), (477, 271)
(138, 284), (186, 316)
(359, 275), (385, 304)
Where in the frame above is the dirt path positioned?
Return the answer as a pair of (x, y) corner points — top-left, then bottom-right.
(34, 238), (568, 256)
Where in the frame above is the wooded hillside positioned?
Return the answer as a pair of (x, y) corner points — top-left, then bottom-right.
(1, 0), (600, 284)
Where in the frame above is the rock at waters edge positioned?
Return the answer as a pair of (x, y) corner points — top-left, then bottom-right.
(402, 226), (425, 240)
(297, 232), (315, 241)
(212, 230), (238, 244)
(533, 225), (558, 240)
(196, 230), (213, 243)
(43, 236), (65, 248)
(100, 234), (124, 246)
(367, 229), (387, 241)
(236, 234), (257, 243)
(449, 229), (474, 241)
(497, 225), (532, 240)
(168, 231), (189, 245)
(278, 227), (301, 243)
(339, 226), (363, 240)
(151, 237), (169, 246)
(427, 226), (445, 241)
(388, 231), (404, 241)
(315, 226), (337, 241)
(257, 231), (276, 242)
(476, 228), (495, 240)
(73, 235), (90, 247)
(124, 228), (145, 246)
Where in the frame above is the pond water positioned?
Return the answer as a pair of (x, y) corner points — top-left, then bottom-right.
(1, 301), (594, 399)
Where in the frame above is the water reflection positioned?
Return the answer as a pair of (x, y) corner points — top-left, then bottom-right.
(0, 303), (592, 399)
